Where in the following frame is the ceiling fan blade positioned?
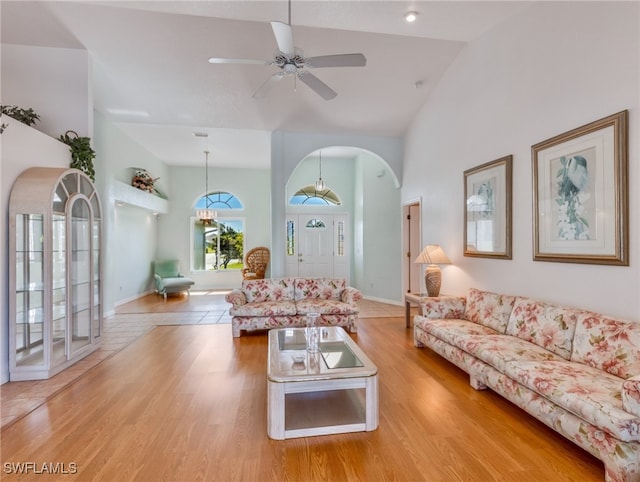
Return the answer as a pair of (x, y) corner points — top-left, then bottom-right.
(208, 57), (268, 65)
(252, 72), (286, 99)
(305, 53), (367, 68)
(298, 71), (337, 100)
(270, 21), (295, 57)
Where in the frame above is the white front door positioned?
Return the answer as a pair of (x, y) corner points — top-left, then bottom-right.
(285, 214), (350, 282)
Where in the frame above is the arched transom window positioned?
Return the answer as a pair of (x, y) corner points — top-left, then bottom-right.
(289, 185), (341, 206)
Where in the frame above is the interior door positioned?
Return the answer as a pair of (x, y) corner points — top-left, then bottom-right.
(406, 202), (422, 293)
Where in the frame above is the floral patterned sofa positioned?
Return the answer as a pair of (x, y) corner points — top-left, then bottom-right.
(414, 288), (640, 482)
(225, 278), (362, 338)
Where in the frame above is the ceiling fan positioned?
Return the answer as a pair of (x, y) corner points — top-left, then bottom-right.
(208, 3), (366, 100)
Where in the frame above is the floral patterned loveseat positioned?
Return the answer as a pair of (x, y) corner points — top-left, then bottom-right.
(225, 278), (362, 338)
(414, 288), (640, 482)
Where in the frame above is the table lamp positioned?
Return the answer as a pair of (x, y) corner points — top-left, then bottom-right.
(414, 245), (451, 297)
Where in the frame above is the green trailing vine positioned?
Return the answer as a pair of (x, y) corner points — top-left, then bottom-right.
(1, 105), (41, 134)
(59, 130), (96, 181)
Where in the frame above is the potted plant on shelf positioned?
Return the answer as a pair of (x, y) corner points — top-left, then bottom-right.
(0, 105), (40, 134)
(59, 130), (96, 181)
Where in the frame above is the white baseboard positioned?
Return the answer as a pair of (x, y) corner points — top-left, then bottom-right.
(362, 295), (403, 306)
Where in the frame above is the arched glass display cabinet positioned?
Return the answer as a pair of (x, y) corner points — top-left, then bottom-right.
(9, 167), (103, 381)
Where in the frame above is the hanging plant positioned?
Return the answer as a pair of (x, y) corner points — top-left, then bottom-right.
(0, 105), (40, 134)
(59, 130), (96, 181)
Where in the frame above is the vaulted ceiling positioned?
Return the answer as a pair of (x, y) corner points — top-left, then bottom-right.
(1, 1), (531, 167)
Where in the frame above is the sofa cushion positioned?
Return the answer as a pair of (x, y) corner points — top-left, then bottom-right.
(464, 288), (516, 333)
(295, 299), (356, 316)
(571, 313), (640, 379)
(415, 317), (499, 346)
(242, 278), (295, 303)
(229, 300), (297, 317)
(505, 360), (640, 443)
(622, 376), (640, 417)
(159, 277), (195, 291)
(294, 278), (345, 301)
(470, 336), (564, 372)
(505, 297), (582, 360)
(419, 297), (466, 319)
(417, 321), (564, 372)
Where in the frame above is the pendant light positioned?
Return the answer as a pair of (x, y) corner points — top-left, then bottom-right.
(315, 150), (325, 191)
(196, 150), (218, 225)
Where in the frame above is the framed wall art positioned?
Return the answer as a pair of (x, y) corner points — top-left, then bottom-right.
(464, 155), (512, 259)
(532, 110), (628, 265)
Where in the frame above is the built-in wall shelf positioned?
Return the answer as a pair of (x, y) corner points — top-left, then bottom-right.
(112, 180), (169, 214)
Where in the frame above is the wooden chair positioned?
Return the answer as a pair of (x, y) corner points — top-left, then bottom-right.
(241, 247), (270, 280)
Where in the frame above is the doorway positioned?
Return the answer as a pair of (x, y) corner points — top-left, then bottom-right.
(285, 213), (350, 282)
(403, 200), (422, 293)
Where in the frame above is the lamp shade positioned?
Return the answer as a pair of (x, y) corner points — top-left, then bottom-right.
(414, 245), (451, 265)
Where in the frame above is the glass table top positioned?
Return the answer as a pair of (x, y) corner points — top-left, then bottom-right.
(269, 327), (377, 382)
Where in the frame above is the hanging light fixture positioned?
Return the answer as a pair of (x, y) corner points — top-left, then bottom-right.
(196, 150), (218, 225)
(315, 150), (325, 191)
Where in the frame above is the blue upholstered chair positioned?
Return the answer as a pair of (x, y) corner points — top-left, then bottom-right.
(153, 260), (195, 300)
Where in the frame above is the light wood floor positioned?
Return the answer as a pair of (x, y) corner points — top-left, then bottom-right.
(1, 295), (604, 481)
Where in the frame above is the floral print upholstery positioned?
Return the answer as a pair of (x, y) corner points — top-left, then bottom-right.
(571, 313), (640, 379)
(293, 278), (346, 301)
(506, 297), (583, 360)
(241, 278), (295, 303)
(418, 296), (466, 319)
(229, 300), (297, 317)
(505, 361), (640, 442)
(623, 376), (640, 418)
(295, 299), (356, 315)
(414, 288), (640, 482)
(464, 288), (516, 333)
(225, 278), (360, 337)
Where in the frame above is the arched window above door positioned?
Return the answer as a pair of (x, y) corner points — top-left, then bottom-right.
(194, 191), (243, 210)
(289, 185), (342, 206)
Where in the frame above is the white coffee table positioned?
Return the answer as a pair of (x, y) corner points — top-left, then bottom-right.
(267, 326), (379, 440)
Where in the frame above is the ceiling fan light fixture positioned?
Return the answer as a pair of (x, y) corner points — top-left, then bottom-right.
(405, 11), (418, 23)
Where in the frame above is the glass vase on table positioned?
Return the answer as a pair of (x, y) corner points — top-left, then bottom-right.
(305, 312), (320, 353)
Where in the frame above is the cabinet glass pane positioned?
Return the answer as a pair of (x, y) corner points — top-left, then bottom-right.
(93, 281), (101, 338)
(71, 198), (91, 354)
(53, 215), (66, 290)
(62, 174), (78, 200)
(15, 290), (45, 367)
(15, 213), (46, 368)
(53, 183), (68, 213)
(16, 252), (44, 291)
(16, 214), (44, 253)
(90, 194), (101, 218)
(93, 221), (100, 281)
(79, 176), (93, 197)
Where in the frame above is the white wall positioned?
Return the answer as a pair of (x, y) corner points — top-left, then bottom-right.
(403, 2), (639, 321)
(93, 113), (168, 312)
(1, 44), (92, 139)
(0, 117), (71, 383)
(158, 165), (271, 290)
(359, 151), (402, 302)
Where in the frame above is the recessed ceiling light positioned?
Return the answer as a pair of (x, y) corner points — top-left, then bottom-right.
(405, 11), (418, 23)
